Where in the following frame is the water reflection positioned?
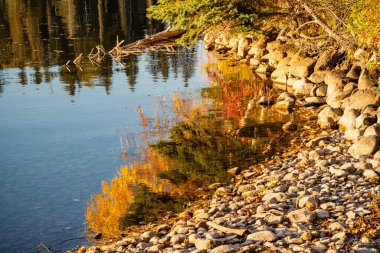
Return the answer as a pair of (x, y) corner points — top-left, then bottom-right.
(0, 0), (198, 94)
(85, 58), (304, 240)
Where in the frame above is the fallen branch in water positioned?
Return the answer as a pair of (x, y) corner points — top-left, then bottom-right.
(63, 28), (186, 70)
(115, 28), (186, 56)
(36, 235), (86, 253)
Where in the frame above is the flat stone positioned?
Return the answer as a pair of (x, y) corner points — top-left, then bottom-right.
(306, 136), (331, 148)
(304, 96), (326, 107)
(320, 202), (336, 210)
(329, 167), (348, 177)
(262, 192), (287, 204)
(246, 230), (277, 242)
(287, 209), (316, 223)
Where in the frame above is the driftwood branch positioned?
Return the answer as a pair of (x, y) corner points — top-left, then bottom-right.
(206, 221), (247, 236)
(298, 1), (351, 47)
(63, 29), (187, 69)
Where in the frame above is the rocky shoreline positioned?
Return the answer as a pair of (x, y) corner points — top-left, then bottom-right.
(73, 127), (380, 253)
(72, 31), (380, 253)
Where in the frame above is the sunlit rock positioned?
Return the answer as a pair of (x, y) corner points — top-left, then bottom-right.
(317, 106), (343, 129)
(348, 135), (379, 158)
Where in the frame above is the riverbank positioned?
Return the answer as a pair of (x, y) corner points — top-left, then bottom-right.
(72, 125), (380, 253)
(71, 29), (380, 252)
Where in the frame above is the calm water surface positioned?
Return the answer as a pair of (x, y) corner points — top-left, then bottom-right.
(0, 1), (206, 252)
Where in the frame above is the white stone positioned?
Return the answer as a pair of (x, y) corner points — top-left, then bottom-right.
(247, 230), (277, 242)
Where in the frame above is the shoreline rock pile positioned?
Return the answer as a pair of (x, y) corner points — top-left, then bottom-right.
(72, 31), (380, 253)
(75, 129), (380, 253)
(203, 30), (378, 113)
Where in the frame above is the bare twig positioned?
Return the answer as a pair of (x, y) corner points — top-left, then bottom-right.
(36, 243), (51, 253)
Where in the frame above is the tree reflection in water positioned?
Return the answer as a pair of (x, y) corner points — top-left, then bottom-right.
(0, 0), (198, 94)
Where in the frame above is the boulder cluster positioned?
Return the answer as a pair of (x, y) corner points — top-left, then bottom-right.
(205, 30), (380, 158)
(203, 31), (378, 113)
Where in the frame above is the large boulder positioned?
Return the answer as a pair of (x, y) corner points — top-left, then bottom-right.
(249, 58), (260, 66)
(358, 69), (377, 90)
(228, 37), (239, 52)
(345, 129), (364, 140)
(248, 39), (267, 56)
(266, 40), (282, 53)
(271, 66), (289, 79)
(237, 37), (252, 59)
(214, 31), (230, 47)
(355, 113), (377, 129)
(326, 91), (351, 108)
(278, 56), (292, 66)
(203, 32), (216, 50)
(288, 57), (316, 78)
(314, 49), (338, 71)
(309, 70), (328, 84)
(271, 44), (298, 62)
(348, 135), (379, 158)
(340, 90), (380, 110)
(338, 108), (360, 130)
(364, 123), (380, 137)
(318, 106), (343, 129)
(346, 64), (361, 80)
(324, 71), (346, 96)
(289, 50), (308, 66)
(293, 78), (315, 96)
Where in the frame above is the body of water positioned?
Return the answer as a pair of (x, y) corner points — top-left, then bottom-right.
(0, 1), (206, 252)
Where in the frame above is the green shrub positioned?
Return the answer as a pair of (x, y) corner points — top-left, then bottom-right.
(148, 0), (260, 45)
(349, 0), (380, 54)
